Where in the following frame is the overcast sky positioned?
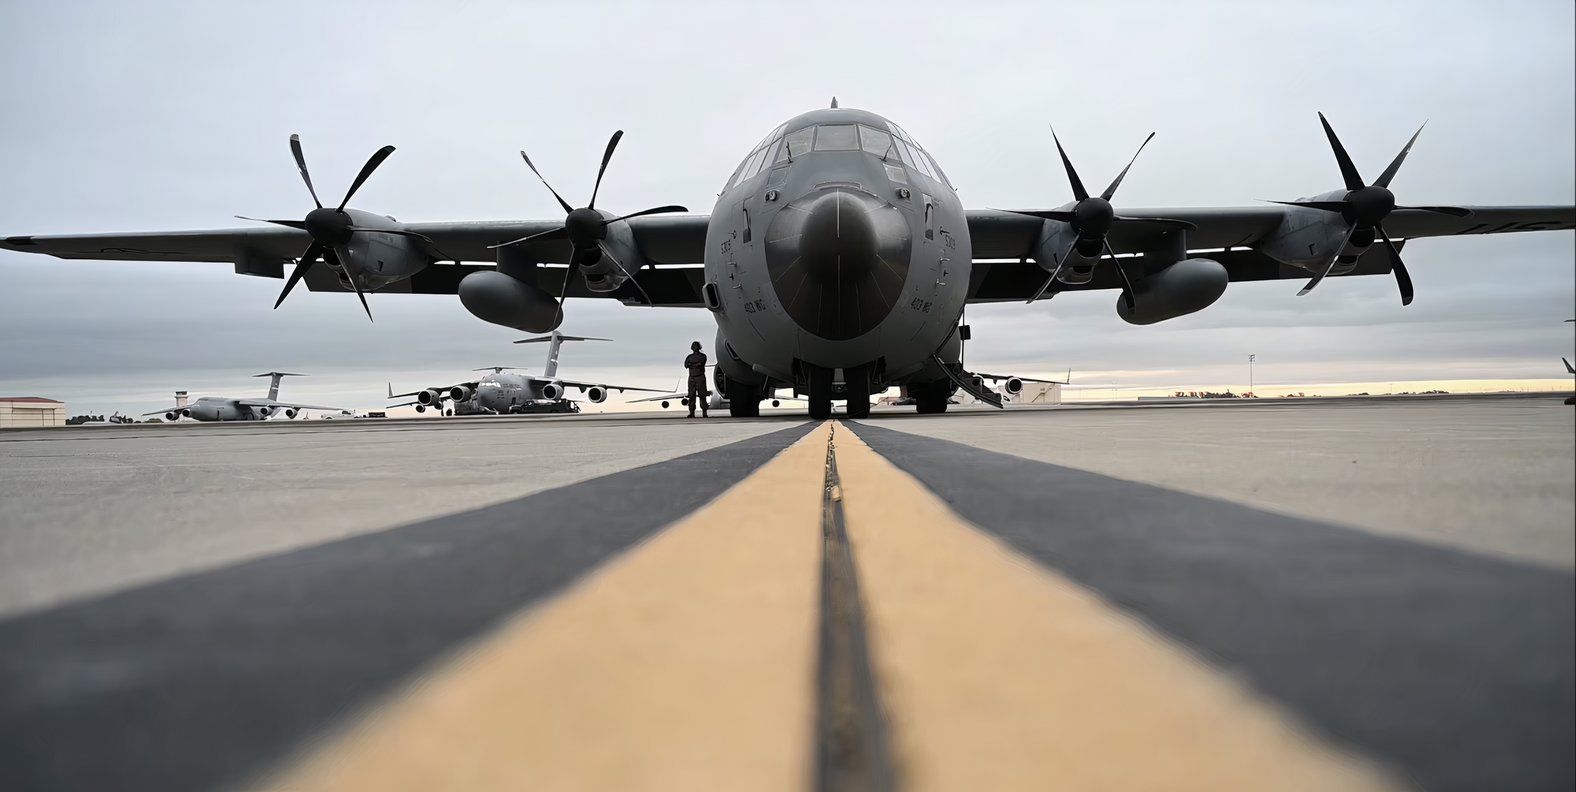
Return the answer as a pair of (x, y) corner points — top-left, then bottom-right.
(1, 0), (1572, 415)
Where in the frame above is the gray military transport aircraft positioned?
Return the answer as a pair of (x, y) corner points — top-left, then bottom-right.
(143, 372), (343, 422)
(5, 104), (1573, 418)
(388, 329), (663, 415)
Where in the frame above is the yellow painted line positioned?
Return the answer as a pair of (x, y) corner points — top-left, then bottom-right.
(832, 424), (1404, 792)
(257, 422), (832, 792)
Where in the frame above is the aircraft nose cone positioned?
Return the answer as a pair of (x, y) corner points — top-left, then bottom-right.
(796, 191), (882, 281)
(766, 187), (913, 340)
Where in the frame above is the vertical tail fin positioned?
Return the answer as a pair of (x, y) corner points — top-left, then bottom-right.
(254, 372), (306, 401)
(513, 331), (612, 378)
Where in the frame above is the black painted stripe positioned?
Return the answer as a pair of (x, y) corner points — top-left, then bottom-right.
(847, 421), (1574, 792)
(815, 424), (895, 792)
(0, 422), (815, 792)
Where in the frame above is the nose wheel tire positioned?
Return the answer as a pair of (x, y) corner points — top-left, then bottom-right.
(913, 379), (950, 414)
(806, 365), (833, 420)
(727, 380), (759, 418)
(844, 364), (873, 419)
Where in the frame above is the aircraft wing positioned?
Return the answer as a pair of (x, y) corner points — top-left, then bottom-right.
(238, 399), (344, 412)
(2, 214), (711, 306)
(140, 405), (185, 416)
(388, 381), (476, 400)
(975, 372), (1070, 385)
(964, 205), (1576, 302)
(552, 380), (669, 394)
(627, 391), (686, 404)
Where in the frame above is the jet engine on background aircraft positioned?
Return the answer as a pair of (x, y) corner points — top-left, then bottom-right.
(416, 389), (444, 406)
(283, 408), (298, 419)
(257, 406), (273, 417)
(586, 386), (607, 404)
(449, 385), (473, 402)
(164, 411), (179, 422)
(541, 381), (565, 400)
(1117, 258), (1229, 325)
(1004, 377), (1025, 395)
(458, 271), (564, 333)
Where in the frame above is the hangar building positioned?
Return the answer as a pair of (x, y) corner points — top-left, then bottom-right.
(0, 397), (66, 428)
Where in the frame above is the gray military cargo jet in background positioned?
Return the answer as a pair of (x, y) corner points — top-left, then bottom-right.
(143, 372), (344, 422)
(389, 330), (663, 415)
(6, 104), (1573, 419)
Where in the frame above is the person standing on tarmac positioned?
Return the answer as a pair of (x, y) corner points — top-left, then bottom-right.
(684, 341), (709, 418)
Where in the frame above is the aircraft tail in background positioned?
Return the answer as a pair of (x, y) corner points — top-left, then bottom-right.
(514, 330), (612, 378)
(254, 372), (306, 401)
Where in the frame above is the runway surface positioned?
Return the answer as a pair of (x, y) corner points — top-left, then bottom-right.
(1, 395), (1571, 791)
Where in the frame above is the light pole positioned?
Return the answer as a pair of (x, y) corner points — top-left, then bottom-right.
(1248, 354), (1255, 397)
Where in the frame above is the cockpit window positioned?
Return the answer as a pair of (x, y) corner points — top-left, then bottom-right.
(858, 125), (895, 159)
(783, 127), (813, 159)
(813, 124), (859, 151)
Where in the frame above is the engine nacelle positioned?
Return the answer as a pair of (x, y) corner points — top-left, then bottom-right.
(541, 381), (565, 401)
(1004, 377), (1024, 395)
(283, 408), (298, 419)
(416, 389), (444, 406)
(414, 404), (428, 413)
(1118, 258), (1229, 325)
(449, 385), (473, 402)
(165, 411), (179, 422)
(257, 406), (273, 417)
(586, 385), (608, 404)
(458, 271), (564, 333)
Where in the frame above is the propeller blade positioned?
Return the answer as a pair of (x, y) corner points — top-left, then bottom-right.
(1025, 267), (1060, 304)
(556, 259), (578, 307)
(605, 205), (689, 223)
(1297, 223), (1358, 297)
(330, 248), (373, 321)
(1112, 215), (1198, 230)
(589, 130), (623, 210)
(1374, 123), (1426, 189)
(337, 145), (396, 212)
(236, 216), (308, 230)
(289, 134), (322, 209)
(1102, 238), (1137, 312)
(274, 241), (322, 310)
(1317, 112), (1366, 191)
(1027, 237), (1078, 304)
(1377, 224), (1414, 306)
(601, 243), (656, 306)
(487, 225), (569, 250)
(519, 151), (575, 215)
(1049, 127), (1089, 201)
(1396, 205), (1474, 218)
(1000, 209), (1077, 223)
(1101, 132), (1156, 201)
(1268, 200), (1349, 213)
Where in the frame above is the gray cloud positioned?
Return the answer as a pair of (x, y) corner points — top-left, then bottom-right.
(1, 0), (1572, 415)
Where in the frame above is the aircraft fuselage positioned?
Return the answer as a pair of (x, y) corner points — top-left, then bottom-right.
(704, 108), (969, 395)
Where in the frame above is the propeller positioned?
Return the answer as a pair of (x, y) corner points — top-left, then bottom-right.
(489, 130), (687, 308)
(236, 134), (401, 320)
(1271, 113), (1471, 305)
(1005, 129), (1195, 307)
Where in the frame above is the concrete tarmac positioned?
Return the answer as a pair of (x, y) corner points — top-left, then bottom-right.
(0, 394), (1570, 792)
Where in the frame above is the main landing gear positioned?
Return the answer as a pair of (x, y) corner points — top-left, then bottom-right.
(803, 363), (874, 420)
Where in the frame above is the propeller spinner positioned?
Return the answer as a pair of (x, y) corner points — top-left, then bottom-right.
(237, 135), (415, 321)
(1006, 129), (1193, 307)
(490, 130), (686, 308)
(1272, 113), (1471, 305)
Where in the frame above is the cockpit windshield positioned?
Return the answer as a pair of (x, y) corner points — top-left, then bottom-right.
(727, 119), (952, 190)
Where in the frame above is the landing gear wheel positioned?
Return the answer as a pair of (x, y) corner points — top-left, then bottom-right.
(806, 365), (832, 420)
(914, 380), (949, 414)
(844, 364), (873, 420)
(727, 381), (759, 418)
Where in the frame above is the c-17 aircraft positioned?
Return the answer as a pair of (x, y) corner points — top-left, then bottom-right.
(388, 330), (663, 415)
(143, 372), (344, 422)
(5, 104), (1572, 419)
